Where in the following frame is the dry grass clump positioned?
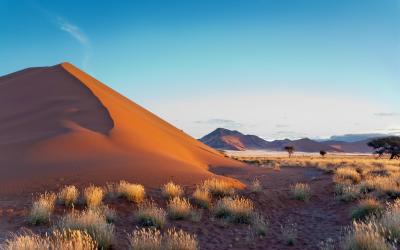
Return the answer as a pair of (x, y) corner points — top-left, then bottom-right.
(163, 228), (198, 250)
(290, 183), (311, 201)
(335, 184), (360, 202)
(117, 181), (145, 203)
(250, 212), (269, 236)
(213, 196), (254, 223)
(57, 208), (115, 249)
(167, 197), (192, 220)
(1, 230), (97, 250)
(84, 185), (104, 208)
(378, 199), (400, 240)
(280, 220), (298, 246)
(342, 221), (392, 250)
(58, 185), (79, 207)
(192, 186), (211, 208)
(162, 182), (184, 198)
(136, 201), (167, 229)
(203, 178), (235, 197)
(127, 228), (198, 250)
(250, 178), (262, 193)
(351, 198), (382, 220)
(28, 192), (57, 225)
(127, 228), (162, 250)
(364, 176), (400, 197)
(335, 167), (361, 184)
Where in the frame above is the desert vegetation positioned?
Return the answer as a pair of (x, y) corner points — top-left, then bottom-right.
(28, 192), (57, 225)
(58, 185), (79, 207)
(84, 185), (104, 208)
(117, 181), (145, 203)
(290, 183), (311, 201)
(162, 181), (184, 198)
(136, 201), (167, 229)
(167, 197), (192, 220)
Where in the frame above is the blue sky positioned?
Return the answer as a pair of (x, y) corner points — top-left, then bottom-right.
(1, 0), (399, 139)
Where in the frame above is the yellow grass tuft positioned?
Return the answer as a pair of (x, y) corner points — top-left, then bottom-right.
(58, 185), (79, 207)
(202, 178), (235, 197)
(136, 201), (167, 229)
(335, 167), (362, 184)
(84, 185), (104, 208)
(57, 208), (115, 249)
(192, 186), (211, 208)
(163, 228), (198, 250)
(167, 197), (192, 220)
(28, 192), (57, 225)
(162, 181), (184, 198)
(342, 221), (392, 250)
(213, 196), (254, 223)
(290, 183), (311, 201)
(351, 198), (382, 220)
(117, 181), (145, 203)
(128, 228), (162, 250)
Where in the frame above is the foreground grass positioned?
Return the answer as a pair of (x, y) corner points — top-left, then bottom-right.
(28, 192), (57, 225)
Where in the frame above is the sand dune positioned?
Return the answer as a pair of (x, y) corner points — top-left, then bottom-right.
(0, 63), (244, 194)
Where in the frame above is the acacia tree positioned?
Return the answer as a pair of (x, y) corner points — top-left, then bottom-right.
(284, 146), (295, 158)
(320, 150), (327, 158)
(367, 137), (400, 160)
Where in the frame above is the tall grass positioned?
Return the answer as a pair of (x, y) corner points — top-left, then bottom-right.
(290, 183), (311, 201)
(84, 185), (104, 208)
(192, 186), (211, 208)
(163, 228), (198, 250)
(28, 192), (56, 225)
(213, 196), (254, 223)
(127, 228), (162, 250)
(167, 197), (192, 220)
(58, 185), (79, 207)
(202, 178), (235, 197)
(162, 182), (184, 198)
(117, 181), (145, 203)
(136, 201), (167, 229)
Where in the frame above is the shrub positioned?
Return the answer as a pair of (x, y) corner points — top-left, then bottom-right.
(127, 228), (162, 250)
(250, 178), (262, 193)
(290, 183), (311, 201)
(84, 185), (104, 208)
(213, 196), (254, 224)
(28, 192), (57, 225)
(58, 185), (79, 207)
(342, 221), (391, 250)
(203, 178), (235, 197)
(1, 230), (97, 250)
(335, 184), (360, 202)
(162, 182), (183, 198)
(167, 197), (192, 220)
(136, 201), (167, 229)
(192, 186), (211, 208)
(335, 167), (361, 184)
(280, 220), (298, 246)
(57, 209), (115, 249)
(351, 198), (382, 220)
(117, 181), (145, 203)
(163, 228), (198, 250)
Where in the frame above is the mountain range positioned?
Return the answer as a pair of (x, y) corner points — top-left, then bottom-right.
(199, 128), (377, 153)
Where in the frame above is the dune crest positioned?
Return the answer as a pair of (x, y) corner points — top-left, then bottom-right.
(0, 63), (243, 194)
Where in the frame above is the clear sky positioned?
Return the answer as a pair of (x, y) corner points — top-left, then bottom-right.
(1, 0), (399, 139)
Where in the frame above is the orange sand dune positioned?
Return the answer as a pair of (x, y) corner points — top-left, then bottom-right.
(0, 63), (244, 194)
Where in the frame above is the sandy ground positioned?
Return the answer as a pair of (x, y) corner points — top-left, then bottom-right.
(0, 165), (353, 249)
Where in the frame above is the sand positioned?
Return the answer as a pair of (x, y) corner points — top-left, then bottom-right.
(0, 63), (244, 194)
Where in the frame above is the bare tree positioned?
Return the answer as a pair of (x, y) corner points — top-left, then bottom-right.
(284, 146), (295, 158)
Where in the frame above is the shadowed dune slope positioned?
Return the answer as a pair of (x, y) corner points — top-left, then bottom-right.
(0, 63), (244, 194)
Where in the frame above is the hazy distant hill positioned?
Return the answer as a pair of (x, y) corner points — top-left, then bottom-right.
(200, 128), (342, 152)
(328, 133), (388, 142)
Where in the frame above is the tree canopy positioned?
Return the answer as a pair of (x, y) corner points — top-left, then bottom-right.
(367, 137), (400, 159)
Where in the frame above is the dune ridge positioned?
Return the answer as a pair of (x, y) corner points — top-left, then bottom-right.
(0, 63), (243, 194)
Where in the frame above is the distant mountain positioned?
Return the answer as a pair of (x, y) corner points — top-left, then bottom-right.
(199, 128), (270, 151)
(328, 133), (388, 143)
(200, 128), (341, 152)
(321, 139), (373, 153)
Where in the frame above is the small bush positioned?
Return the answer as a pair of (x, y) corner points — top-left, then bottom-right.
(127, 228), (162, 250)
(58, 185), (79, 207)
(136, 201), (167, 229)
(84, 185), (104, 208)
(28, 192), (57, 225)
(280, 220), (298, 246)
(335, 167), (361, 184)
(1, 229), (97, 250)
(250, 178), (262, 193)
(192, 186), (211, 208)
(162, 182), (184, 198)
(163, 228), (198, 250)
(342, 221), (392, 250)
(167, 197), (192, 220)
(57, 209), (115, 249)
(290, 183), (311, 201)
(203, 178), (235, 197)
(117, 181), (145, 203)
(351, 198), (382, 220)
(335, 184), (360, 202)
(213, 196), (254, 224)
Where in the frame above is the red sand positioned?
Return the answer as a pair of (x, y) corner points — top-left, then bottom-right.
(0, 63), (244, 194)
